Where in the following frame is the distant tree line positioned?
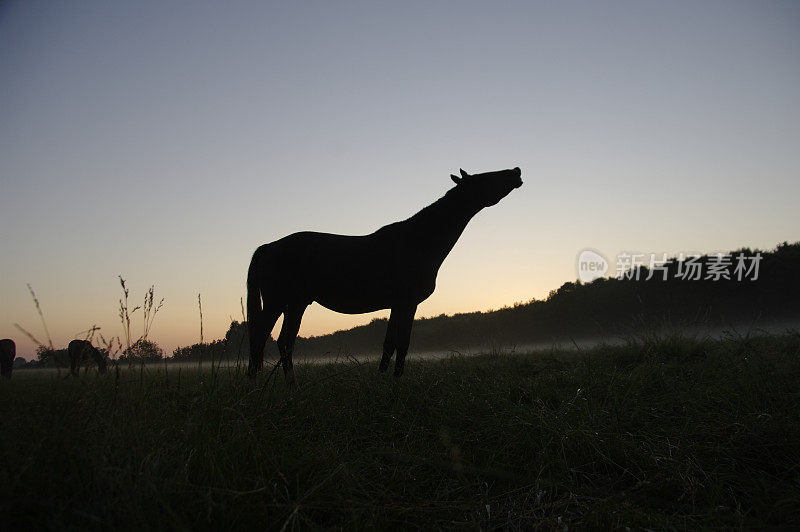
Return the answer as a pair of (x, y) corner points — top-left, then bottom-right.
(163, 241), (800, 362)
(20, 338), (164, 369)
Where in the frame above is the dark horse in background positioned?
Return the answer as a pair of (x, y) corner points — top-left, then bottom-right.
(0, 339), (15, 378)
(68, 339), (108, 375)
(247, 167), (523, 387)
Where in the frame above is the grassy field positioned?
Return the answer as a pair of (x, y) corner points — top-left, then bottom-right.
(1, 333), (799, 530)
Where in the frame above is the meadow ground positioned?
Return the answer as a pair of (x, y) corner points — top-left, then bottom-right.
(1, 332), (799, 530)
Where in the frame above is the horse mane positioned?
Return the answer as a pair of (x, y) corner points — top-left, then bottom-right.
(374, 185), (467, 236)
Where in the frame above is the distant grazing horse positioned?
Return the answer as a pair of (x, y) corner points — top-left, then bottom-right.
(68, 339), (108, 375)
(0, 339), (15, 378)
(247, 167), (523, 387)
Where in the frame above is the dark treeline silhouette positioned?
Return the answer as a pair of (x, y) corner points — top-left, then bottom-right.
(173, 241), (800, 362)
(14, 243), (794, 371)
(172, 338), (227, 362)
(19, 339), (160, 370)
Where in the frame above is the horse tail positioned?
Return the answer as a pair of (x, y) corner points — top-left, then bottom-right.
(246, 248), (263, 325)
(247, 246), (265, 376)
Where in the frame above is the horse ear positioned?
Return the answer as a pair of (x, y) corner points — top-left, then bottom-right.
(450, 174), (461, 185)
(460, 169), (469, 178)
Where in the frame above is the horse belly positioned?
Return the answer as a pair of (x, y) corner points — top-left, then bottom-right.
(312, 269), (436, 314)
(314, 279), (393, 314)
(316, 299), (387, 314)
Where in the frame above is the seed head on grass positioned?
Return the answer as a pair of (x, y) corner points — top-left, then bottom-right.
(118, 276), (140, 361)
(15, 284), (55, 353)
(76, 325), (101, 344)
(27, 284), (54, 351)
(142, 285), (164, 341)
(14, 324), (58, 370)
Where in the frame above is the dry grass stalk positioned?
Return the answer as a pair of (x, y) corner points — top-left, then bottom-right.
(118, 276), (164, 365)
(198, 293), (204, 344)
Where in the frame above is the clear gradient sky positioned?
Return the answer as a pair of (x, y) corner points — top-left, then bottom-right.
(2, 1), (799, 359)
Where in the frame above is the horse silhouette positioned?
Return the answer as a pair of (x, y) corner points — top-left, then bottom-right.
(0, 339), (15, 378)
(68, 339), (108, 375)
(247, 167), (523, 386)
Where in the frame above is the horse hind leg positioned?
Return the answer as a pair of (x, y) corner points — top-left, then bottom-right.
(247, 308), (267, 377)
(248, 297), (283, 377)
(379, 312), (397, 373)
(277, 303), (307, 389)
(392, 304), (417, 378)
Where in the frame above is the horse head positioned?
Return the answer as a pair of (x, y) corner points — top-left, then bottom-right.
(450, 167), (522, 207)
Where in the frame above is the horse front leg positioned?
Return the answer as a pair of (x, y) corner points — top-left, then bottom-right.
(378, 312), (397, 373)
(277, 303), (307, 390)
(392, 304), (417, 378)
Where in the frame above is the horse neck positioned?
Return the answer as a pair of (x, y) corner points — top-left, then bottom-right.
(405, 187), (481, 267)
